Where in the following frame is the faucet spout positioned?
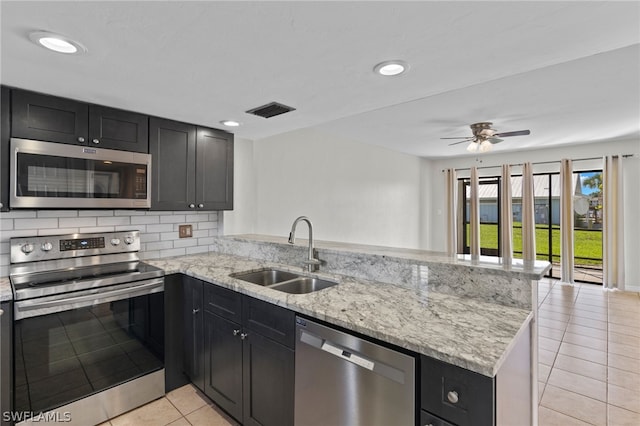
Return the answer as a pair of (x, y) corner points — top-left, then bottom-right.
(288, 216), (320, 272)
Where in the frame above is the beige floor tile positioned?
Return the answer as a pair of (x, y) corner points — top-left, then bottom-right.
(539, 348), (558, 366)
(609, 331), (640, 347)
(167, 418), (191, 426)
(97, 423), (112, 426)
(540, 384), (606, 425)
(568, 316), (607, 331)
(547, 368), (606, 402)
(608, 383), (640, 414)
(553, 354), (607, 382)
(167, 384), (208, 416)
(559, 342), (607, 365)
(110, 397), (182, 426)
(609, 323), (640, 338)
(538, 325), (565, 341)
(571, 307), (608, 322)
(565, 323), (607, 340)
(609, 353), (640, 373)
(539, 309), (571, 322)
(540, 304), (574, 315)
(608, 367), (640, 392)
(608, 404), (640, 426)
(185, 404), (238, 426)
(539, 363), (552, 382)
(538, 406), (591, 426)
(608, 314), (640, 328)
(610, 302), (640, 315)
(609, 341), (640, 359)
(539, 336), (562, 352)
(539, 317), (569, 331)
(562, 332), (607, 351)
(542, 298), (576, 309)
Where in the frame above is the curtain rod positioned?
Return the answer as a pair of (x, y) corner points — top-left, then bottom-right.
(442, 154), (636, 172)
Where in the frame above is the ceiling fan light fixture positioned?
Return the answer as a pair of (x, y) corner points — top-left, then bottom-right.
(478, 140), (493, 152)
(466, 142), (478, 152)
(373, 60), (409, 76)
(29, 31), (86, 54)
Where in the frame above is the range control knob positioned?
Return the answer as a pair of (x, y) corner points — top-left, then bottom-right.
(41, 242), (53, 252)
(123, 235), (134, 245)
(110, 238), (121, 246)
(21, 243), (35, 254)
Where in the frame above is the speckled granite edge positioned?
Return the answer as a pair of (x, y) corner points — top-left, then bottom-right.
(211, 235), (549, 309)
(0, 277), (12, 302)
(148, 252), (532, 377)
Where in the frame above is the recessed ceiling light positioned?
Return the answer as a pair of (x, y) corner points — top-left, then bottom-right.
(220, 120), (240, 127)
(373, 60), (409, 76)
(29, 31), (87, 54)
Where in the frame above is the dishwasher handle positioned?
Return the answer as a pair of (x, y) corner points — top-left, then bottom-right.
(299, 329), (406, 384)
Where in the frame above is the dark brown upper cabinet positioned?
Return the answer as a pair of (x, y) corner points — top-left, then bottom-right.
(11, 89), (148, 152)
(150, 117), (233, 211)
(1, 86), (10, 211)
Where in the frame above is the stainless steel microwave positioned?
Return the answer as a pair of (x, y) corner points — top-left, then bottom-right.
(10, 138), (151, 209)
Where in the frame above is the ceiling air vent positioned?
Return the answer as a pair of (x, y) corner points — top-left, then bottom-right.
(246, 102), (296, 118)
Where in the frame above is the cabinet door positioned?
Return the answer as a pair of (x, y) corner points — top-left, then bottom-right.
(1, 302), (14, 426)
(89, 105), (148, 152)
(1, 86), (9, 211)
(11, 89), (88, 145)
(242, 331), (294, 426)
(183, 276), (204, 391)
(164, 274), (190, 393)
(195, 127), (234, 210)
(204, 311), (243, 422)
(149, 117), (196, 210)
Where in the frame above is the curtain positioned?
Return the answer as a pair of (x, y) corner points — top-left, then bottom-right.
(470, 167), (480, 259)
(445, 168), (458, 255)
(603, 155), (625, 290)
(560, 159), (574, 283)
(522, 162), (536, 264)
(500, 164), (513, 263)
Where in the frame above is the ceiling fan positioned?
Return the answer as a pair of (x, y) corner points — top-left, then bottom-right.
(441, 122), (531, 152)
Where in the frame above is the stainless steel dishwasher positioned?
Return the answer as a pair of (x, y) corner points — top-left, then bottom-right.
(295, 317), (415, 426)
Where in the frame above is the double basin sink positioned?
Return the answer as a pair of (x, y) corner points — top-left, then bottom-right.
(230, 269), (338, 294)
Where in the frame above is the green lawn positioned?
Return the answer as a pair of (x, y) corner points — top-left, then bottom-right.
(465, 223), (602, 266)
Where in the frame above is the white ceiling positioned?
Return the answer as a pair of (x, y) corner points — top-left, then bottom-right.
(1, 1), (639, 158)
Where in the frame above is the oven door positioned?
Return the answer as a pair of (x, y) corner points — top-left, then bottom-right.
(10, 138), (151, 209)
(13, 278), (164, 416)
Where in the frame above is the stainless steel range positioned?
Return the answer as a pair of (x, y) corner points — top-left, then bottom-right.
(9, 231), (165, 426)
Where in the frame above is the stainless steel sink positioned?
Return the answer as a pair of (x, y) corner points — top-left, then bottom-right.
(269, 277), (338, 294)
(231, 269), (338, 294)
(230, 269), (300, 286)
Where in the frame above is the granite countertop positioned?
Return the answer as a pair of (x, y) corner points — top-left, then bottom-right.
(147, 252), (532, 377)
(0, 277), (12, 303)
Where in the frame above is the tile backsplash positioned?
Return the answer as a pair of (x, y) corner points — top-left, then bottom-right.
(0, 210), (221, 277)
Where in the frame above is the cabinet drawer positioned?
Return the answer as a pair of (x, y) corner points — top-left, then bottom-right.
(242, 296), (295, 348)
(421, 355), (494, 426)
(203, 283), (242, 323)
(420, 410), (455, 426)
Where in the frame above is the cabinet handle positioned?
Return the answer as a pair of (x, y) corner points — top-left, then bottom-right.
(77, 137), (85, 143)
(92, 138), (100, 144)
(192, 308), (200, 315)
(189, 204), (195, 209)
(447, 390), (459, 404)
(233, 329), (241, 336)
(240, 332), (248, 340)
(198, 204), (204, 208)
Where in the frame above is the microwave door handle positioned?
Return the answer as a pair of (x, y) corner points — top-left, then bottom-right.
(14, 278), (164, 320)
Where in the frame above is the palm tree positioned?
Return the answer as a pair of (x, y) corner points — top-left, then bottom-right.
(582, 172), (602, 225)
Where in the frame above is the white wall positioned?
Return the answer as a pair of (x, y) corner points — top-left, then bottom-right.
(238, 128), (424, 249)
(428, 139), (640, 286)
(222, 137), (256, 235)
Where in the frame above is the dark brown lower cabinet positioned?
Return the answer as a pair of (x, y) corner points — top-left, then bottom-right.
(173, 276), (294, 426)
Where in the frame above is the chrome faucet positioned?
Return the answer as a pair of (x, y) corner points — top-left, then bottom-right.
(288, 216), (321, 272)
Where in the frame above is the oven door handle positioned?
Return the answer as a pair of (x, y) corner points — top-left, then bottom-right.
(14, 278), (164, 320)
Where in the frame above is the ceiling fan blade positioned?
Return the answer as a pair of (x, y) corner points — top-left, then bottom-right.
(494, 130), (530, 138)
(440, 136), (472, 140)
(489, 138), (504, 144)
(448, 139), (474, 146)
